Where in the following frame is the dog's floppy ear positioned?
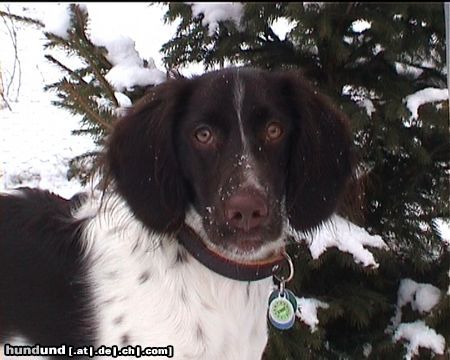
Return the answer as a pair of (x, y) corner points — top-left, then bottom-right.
(277, 71), (354, 232)
(107, 79), (190, 233)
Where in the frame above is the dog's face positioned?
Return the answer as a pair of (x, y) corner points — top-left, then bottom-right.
(175, 70), (292, 259)
(108, 68), (353, 262)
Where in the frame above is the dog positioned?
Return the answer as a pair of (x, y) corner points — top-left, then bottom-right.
(0, 67), (353, 359)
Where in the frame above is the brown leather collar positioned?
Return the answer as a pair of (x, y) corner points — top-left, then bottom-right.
(177, 224), (286, 281)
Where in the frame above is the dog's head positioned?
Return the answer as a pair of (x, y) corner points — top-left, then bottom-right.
(107, 67), (353, 262)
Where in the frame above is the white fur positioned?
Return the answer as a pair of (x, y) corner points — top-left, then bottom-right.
(234, 69), (247, 151)
(241, 155), (265, 193)
(185, 206), (285, 262)
(78, 194), (273, 360)
(232, 71), (265, 193)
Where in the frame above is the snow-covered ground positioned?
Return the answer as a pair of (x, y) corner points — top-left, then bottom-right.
(1, 7), (83, 197)
(0, 98), (95, 198)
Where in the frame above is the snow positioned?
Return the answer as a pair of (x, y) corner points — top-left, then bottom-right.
(114, 92), (132, 109)
(397, 279), (441, 314)
(362, 343), (372, 358)
(105, 65), (166, 93)
(5, 3), (184, 74)
(186, 2), (244, 36)
(434, 218), (450, 246)
(342, 85), (376, 117)
(91, 34), (144, 67)
(394, 321), (445, 359)
(360, 98), (375, 117)
(295, 297), (329, 332)
(352, 19), (371, 33)
(395, 62), (423, 79)
(388, 278), (443, 354)
(405, 87), (448, 121)
(0, 100), (95, 198)
(0, 7), (96, 198)
(83, 3), (179, 73)
(90, 33), (166, 92)
(289, 215), (388, 268)
(40, 3), (72, 39)
(271, 17), (297, 41)
(389, 278), (440, 330)
(93, 95), (114, 113)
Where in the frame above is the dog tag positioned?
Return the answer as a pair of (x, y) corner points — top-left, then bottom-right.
(268, 289), (297, 330)
(268, 250), (297, 330)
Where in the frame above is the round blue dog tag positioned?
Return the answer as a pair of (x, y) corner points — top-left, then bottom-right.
(268, 289), (297, 330)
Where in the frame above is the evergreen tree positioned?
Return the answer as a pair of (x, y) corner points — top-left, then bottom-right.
(161, 3), (449, 359)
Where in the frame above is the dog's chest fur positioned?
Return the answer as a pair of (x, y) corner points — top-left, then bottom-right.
(82, 196), (272, 359)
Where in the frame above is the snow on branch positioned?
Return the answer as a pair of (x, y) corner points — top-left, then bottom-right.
(398, 279), (442, 314)
(40, 4), (86, 39)
(388, 279), (445, 359)
(295, 297), (329, 332)
(185, 2), (244, 36)
(394, 62), (423, 79)
(342, 85), (376, 117)
(405, 87), (448, 121)
(394, 321), (445, 360)
(91, 33), (166, 93)
(289, 215), (388, 268)
(389, 278), (442, 329)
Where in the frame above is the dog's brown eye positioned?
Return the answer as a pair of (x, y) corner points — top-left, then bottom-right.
(194, 126), (214, 145)
(265, 122), (283, 142)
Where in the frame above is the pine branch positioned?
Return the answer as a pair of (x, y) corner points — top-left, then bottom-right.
(45, 32), (119, 108)
(42, 7), (118, 108)
(0, 10), (44, 28)
(61, 80), (113, 132)
(70, 5), (117, 106)
(68, 5), (113, 70)
(44, 32), (80, 55)
(75, 43), (118, 107)
(44, 55), (88, 85)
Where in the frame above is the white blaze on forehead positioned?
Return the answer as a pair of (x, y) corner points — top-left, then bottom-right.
(233, 70), (264, 192)
(237, 153), (264, 192)
(233, 69), (247, 151)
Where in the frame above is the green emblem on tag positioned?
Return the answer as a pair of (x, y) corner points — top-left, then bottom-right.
(270, 297), (294, 322)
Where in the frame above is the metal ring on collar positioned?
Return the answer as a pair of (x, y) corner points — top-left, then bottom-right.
(272, 249), (294, 284)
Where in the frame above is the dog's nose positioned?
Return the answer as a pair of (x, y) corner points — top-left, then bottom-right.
(224, 190), (268, 231)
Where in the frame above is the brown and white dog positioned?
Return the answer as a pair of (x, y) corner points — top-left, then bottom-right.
(0, 67), (353, 359)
